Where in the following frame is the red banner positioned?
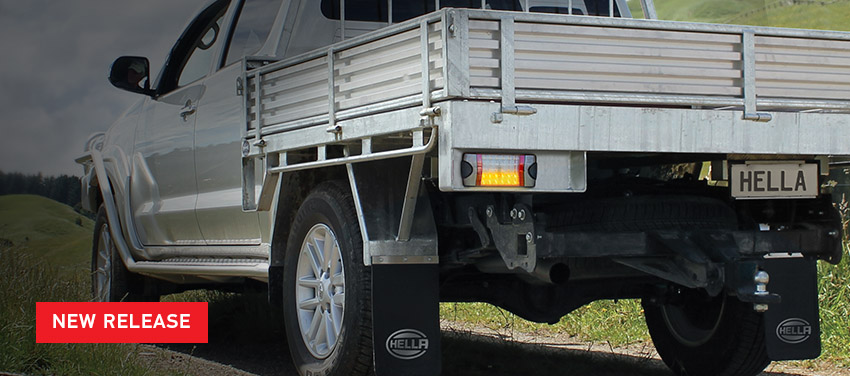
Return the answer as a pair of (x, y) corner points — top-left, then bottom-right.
(36, 302), (208, 343)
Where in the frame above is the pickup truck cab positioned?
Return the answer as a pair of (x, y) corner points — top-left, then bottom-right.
(78, 1), (850, 375)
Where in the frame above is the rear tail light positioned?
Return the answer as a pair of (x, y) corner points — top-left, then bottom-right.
(461, 154), (537, 187)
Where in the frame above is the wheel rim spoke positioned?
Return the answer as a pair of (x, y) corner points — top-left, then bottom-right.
(322, 230), (334, 271)
(330, 304), (343, 333)
(306, 306), (322, 344)
(299, 297), (321, 311)
(323, 310), (336, 348)
(305, 244), (322, 278)
(298, 277), (321, 289)
(312, 236), (326, 272)
(316, 309), (328, 349)
(295, 223), (345, 359)
(331, 291), (345, 307)
(331, 273), (344, 287)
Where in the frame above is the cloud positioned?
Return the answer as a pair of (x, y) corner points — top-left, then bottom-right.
(0, 0), (203, 176)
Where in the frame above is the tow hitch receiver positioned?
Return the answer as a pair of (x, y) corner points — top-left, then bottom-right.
(762, 258), (821, 360)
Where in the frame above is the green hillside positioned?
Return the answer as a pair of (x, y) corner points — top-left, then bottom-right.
(736, 1), (850, 31)
(0, 196), (167, 375)
(633, 0), (850, 31)
(0, 194), (93, 268)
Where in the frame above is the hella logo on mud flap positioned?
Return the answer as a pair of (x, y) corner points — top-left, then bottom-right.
(776, 318), (812, 344)
(386, 329), (429, 360)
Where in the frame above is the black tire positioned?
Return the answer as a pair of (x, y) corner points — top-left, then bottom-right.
(644, 292), (769, 376)
(91, 205), (157, 302)
(282, 182), (372, 376)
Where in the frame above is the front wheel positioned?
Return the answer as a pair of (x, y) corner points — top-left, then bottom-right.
(91, 205), (157, 302)
(282, 182), (372, 376)
(643, 290), (769, 376)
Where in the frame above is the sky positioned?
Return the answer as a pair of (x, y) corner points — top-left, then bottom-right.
(0, 0), (206, 177)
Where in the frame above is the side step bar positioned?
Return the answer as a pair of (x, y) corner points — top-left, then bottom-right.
(132, 259), (269, 279)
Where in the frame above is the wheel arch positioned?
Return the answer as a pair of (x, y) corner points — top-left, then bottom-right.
(87, 149), (139, 273)
(88, 164), (122, 241)
(268, 166), (348, 306)
(267, 157), (439, 306)
(81, 168), (103, 213)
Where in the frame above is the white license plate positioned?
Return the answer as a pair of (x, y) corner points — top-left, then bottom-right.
(730, 162), (818, 199)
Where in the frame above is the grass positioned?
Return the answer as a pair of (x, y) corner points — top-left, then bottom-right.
(629, 0), (850, 32)
(0, 195), (288, 375)
(0, 246), (176, 375)
(651, 0), (774, 23)
(441, 300), (648, 348)
(737, 2), (850, 31)
(819, 253), (850, 368)
(0, 194), (93, 269)
(0, 196), (183, 375)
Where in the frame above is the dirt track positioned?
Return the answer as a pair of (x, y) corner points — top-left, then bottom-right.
(149, 319), (848, 376)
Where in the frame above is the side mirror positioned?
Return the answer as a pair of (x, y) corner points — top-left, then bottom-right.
(109, 56), (155, 96)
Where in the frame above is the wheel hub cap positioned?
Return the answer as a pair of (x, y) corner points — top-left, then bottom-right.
(295, 224), (345, 359)
(662, 292), (726, 347)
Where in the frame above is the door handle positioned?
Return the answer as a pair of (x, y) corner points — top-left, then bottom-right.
(180, 100), (197, 121)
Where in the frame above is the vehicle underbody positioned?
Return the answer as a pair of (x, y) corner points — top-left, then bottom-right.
(435, 154), (841, 318)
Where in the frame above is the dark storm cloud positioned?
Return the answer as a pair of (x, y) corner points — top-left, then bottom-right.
(0, 0), (205, 176)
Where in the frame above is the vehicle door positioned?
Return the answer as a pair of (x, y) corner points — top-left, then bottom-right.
(131, 0), (233, 246)
(193, 0), (283, 246)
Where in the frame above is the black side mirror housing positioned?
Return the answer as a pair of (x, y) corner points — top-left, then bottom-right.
(109, 56), (155, 96)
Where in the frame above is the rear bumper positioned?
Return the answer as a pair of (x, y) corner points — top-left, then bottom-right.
(537, 227), (843, 264)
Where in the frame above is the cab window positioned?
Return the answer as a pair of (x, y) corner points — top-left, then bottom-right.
(320, 0), (521, 22)
(156, 0), (230, 95)
(223, 0), (283, 67)
(318, 0), (623, 21)
(529, 0), (623, 17)
(179, 15), (226, 86)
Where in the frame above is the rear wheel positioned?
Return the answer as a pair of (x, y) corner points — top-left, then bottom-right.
(91, 205), (157, 302)
(644, 290), (769, 376)
(282, 182), (372, 376)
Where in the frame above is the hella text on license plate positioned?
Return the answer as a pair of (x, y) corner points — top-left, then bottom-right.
(731, 162), (818, 199)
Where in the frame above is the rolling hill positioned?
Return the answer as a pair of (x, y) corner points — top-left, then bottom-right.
(632, 0), (850, 31)
(0, 194), (93, 268)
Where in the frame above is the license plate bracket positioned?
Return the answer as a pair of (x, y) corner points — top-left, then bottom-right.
(730, 162), (818, 199)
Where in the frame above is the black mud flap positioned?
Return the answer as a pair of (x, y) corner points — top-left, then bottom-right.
(372, 264), (441, 376)
(763, 258), (821, 360)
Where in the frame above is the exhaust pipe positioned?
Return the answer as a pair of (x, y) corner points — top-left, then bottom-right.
(476, 258), (570, 285)
(531, 262), (570, 285)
